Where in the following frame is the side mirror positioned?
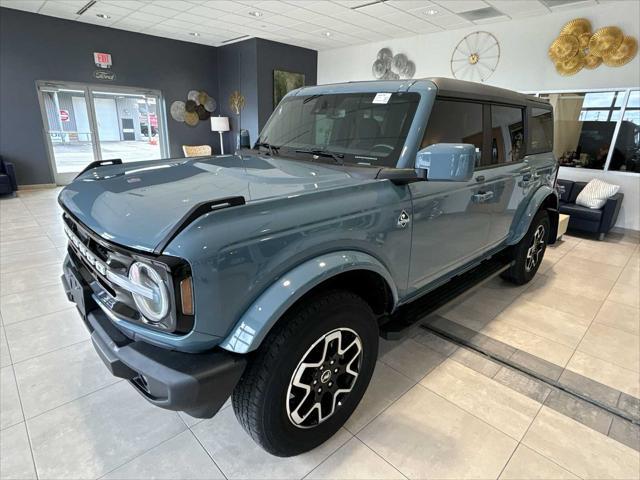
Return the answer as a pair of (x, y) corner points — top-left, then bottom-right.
(415, 143), (476, 182)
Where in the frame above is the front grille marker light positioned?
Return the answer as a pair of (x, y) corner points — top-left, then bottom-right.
(180, 277), (194, 316)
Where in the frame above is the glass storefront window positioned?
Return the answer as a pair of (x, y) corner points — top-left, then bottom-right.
(541, 90), (627, 171)
(609, 90), (640, 172)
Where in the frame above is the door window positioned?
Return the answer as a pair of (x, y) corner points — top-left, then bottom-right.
(92, 91), (163, 163)
(530, 107), (553, 153)
(490, 105), (525, 165)
(422, 99), (483, 167)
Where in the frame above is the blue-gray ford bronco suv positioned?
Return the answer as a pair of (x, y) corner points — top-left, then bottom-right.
(60, 78), (558, 456)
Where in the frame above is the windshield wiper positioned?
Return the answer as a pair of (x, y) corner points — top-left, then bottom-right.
(255, 141), (280, 156)
(295, 148), (345, 165)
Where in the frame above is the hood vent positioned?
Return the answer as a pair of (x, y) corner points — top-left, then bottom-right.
(458, 6), (505, 21)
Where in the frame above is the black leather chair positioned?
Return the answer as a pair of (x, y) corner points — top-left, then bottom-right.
(0, 157), (17, 195)
(557, 179), (623, 240)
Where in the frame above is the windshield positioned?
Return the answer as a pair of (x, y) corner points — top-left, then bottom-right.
(258, 92), (420, 167)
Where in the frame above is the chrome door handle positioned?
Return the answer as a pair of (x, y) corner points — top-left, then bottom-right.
(472, 191), (494, 203)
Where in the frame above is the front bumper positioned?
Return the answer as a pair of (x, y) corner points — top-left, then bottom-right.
(61, 254), (246, 418)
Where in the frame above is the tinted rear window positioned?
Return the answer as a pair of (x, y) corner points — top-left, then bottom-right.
(530, 107), (553, 153)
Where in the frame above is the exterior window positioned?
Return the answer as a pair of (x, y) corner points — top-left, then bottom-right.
(609, 90), (640, 172)
(490, 105), (524, 164)
(529, 107), (553, 153)
(422, 99), (483, 167)
(541, 91), (626, 170)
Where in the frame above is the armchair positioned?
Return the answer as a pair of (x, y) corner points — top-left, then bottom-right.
(0, 157), (17, 195)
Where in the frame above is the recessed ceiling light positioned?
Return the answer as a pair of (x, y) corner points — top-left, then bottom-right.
(96, 13), (111, 19)
(324, 31), (332, 37)
(189, 32), (201, 37)
(248, 10), (263, 17)
(425, 8), (438, 15)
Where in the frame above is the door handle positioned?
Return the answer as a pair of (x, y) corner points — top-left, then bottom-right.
(519, 171), (539, 187)
(472, 191), (494, 203)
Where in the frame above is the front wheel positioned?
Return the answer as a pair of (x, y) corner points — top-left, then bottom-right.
(232, 290), (378, 457)
(502, 209), (550, 285)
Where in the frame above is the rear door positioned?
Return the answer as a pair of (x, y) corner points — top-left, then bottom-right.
(408, 98), (492, 293)
(482, 104), (530, 245)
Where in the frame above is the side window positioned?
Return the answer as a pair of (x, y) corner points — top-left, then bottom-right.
(529, 107), (553, 154)
(422, 99), (483, 166)
(490, 105), (525, 165)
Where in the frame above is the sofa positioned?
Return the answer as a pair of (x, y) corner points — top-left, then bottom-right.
(0, 157), (17, 196)
(557, 179), (623, 240)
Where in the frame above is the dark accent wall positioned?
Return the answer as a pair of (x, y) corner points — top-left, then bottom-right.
(216, 38), (317, 153)
(217, 39), (260, 155)
(0, 7), (317, 186)
(256, 39), (317, 133)
(0, 7), (219, 185)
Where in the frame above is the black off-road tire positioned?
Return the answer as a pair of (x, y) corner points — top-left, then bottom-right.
(501, 209), (550, 285)
(232, 290), (378, 457)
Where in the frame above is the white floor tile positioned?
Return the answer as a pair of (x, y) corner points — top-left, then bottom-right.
(1, 365), (23, 430)
(4, 308), (88, 363)
(13, 341), (120, 418)
(28, 381), (186, 479)
(192, 407), (352, 479)
(103, 430), (225, 479)
(358, 385), (517, 479)
(0, 422), (37, 479)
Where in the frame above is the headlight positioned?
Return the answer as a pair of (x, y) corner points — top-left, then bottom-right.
(128, 262), (170, 322)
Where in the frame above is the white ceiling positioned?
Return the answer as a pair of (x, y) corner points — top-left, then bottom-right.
(0, 0), (607, 50)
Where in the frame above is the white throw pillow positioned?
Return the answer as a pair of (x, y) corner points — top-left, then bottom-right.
(575, 179), (620, 209)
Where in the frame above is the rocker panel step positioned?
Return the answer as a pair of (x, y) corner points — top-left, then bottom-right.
(380, 256), (513, 340)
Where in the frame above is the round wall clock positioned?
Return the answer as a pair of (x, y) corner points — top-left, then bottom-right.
(450, 31), (500, 82)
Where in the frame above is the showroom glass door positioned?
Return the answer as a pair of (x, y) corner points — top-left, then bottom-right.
(37, 83), (100, 185)
(90, 89), (165, 164)
(37, 82), (169, 185)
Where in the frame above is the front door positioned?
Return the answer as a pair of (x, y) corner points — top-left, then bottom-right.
(408, 177), (492, 293)
(407, 98), (491, 294)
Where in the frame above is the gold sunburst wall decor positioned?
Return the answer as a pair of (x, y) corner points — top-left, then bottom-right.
(549, 18), (637, 76)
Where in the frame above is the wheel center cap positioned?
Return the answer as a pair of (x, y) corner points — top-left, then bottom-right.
(320, 370), (332, 384)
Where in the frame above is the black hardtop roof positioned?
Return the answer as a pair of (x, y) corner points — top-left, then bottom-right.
(303, 77), (550, 109)
(425, 77), (550, 108)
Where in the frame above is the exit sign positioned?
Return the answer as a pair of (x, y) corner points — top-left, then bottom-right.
(94, 52), (112, 69)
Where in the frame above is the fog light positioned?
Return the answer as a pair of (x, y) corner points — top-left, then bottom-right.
(180, 277), (194, 315)
(128, 262), (169, 322)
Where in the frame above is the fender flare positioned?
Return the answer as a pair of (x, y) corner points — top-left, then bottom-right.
(219, 251), (398, 354)
(508, 186), (559, 245)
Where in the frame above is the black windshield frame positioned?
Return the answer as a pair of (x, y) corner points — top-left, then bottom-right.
(258, 92), (420, 168)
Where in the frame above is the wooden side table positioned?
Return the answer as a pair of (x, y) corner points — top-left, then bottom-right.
(557, 213), (570, 240)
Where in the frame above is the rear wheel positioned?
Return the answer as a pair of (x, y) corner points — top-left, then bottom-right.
(502, 210), (550, 285)
(232, 290), (378, 457)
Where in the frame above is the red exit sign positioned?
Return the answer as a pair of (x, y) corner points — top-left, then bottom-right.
(94, 52), (112, 69)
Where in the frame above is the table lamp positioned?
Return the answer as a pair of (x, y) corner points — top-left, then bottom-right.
(211, 116), (230, 154)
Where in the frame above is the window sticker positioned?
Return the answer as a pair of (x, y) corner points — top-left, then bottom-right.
(372, 93), (392, 104)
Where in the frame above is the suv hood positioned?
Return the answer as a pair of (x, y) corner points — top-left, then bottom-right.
(59, 154), (369, 253)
